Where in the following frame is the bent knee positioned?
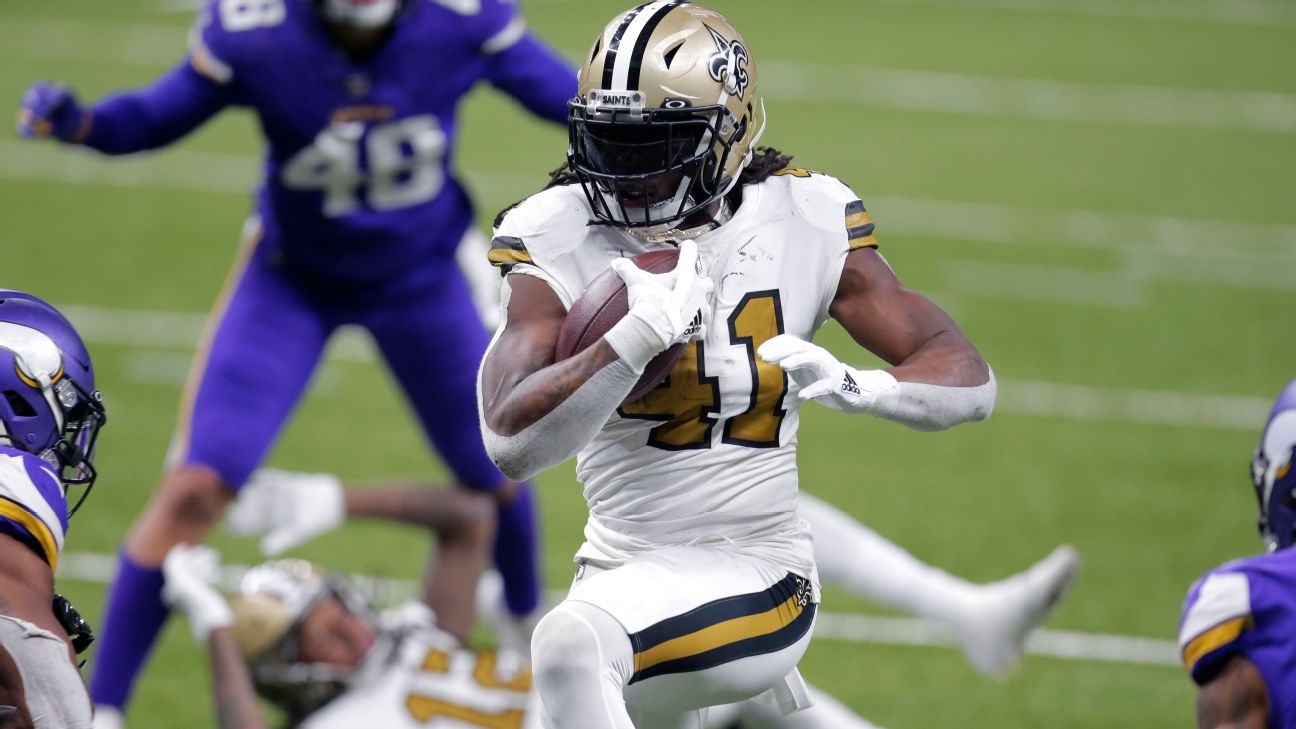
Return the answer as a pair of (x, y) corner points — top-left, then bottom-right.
(124, 467), (233, 561)
(154, 466), (232, 527)
(531, 606), (595, 678)
(531, 603), (631, 687)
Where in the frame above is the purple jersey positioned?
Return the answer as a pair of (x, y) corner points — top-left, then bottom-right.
(0, 445), (69, 572)
(81, 0), (574, 282)
(1179, 549), (1296, 726)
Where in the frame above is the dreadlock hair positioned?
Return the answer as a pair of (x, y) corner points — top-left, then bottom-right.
(737, 146), (794, 186)
(491, 147), (795, 229)
(492, 160), (581, 228)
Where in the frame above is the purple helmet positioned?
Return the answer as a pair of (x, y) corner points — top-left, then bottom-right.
(0, 290), (106, 515)
(1251, 378), (1296, 552)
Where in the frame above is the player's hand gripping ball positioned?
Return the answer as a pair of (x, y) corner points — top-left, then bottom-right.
(555, 249), (691, 404)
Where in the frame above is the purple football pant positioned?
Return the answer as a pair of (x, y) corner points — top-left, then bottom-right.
(172, 235), (504, 491)
(92, 227), (541, 712)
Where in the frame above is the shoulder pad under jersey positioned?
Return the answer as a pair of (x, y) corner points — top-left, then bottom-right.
(490, 185), (591, 275)
(0, 448), (68, 571)
(761, 168), (878, 250)
(1179, 569), (1253, 684)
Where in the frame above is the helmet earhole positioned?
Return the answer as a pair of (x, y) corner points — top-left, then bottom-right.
(3, 391), (35, 417)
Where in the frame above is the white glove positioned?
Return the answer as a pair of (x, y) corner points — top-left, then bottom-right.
(475, 570), (541, 658)
(757, 334), (897, 412)
(605, 239), (714, 370)
(162, 544), (233, 643)
(455, 228), (501, 331)
(91, 706), (124, 729)
(226, 468), (345, 556)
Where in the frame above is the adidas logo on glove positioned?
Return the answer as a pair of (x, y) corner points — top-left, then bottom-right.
(841, 372), (861, 395)
(682, 310), (704, 340)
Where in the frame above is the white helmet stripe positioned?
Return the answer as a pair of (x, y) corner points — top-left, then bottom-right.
(1262, 411), (1296, 504)
(608, 1), (680, 91)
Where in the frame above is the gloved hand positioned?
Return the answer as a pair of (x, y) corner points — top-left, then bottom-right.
(226, 468), (345, 556)
(605, 239), (713, 370)
(161, 544), (233, 643)
(757, 334), (897, 413)
(15, 82), (87, 142)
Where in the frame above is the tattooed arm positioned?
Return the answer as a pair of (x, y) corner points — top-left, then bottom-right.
(1197, 655), (1269, 729)
(480, 275), (622, 435)
(478, 274), (641, 480)
(207, 628), (268, 729)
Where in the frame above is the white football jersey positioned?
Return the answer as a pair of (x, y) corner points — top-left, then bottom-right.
(491, 170), (879, 583)
(302, 604), (538, 729)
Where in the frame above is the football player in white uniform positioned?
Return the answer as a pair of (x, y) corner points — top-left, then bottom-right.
(0, 290), (107, 729)
(164, 550), (544, 729)
(237, 467), (1077, 685)
(173, 470), (885, 729)
(163, 479), (526, 729)
(476, 3), (997, 727)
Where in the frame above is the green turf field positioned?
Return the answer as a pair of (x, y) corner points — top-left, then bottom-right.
(4, 0), (1296, 726)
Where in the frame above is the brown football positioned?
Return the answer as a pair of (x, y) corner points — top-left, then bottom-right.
(554, 249), (686, 404)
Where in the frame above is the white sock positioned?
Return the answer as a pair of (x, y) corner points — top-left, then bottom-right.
(799, 492), (975, 624)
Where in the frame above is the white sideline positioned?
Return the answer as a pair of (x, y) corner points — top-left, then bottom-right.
(54, 550), (1181, 668)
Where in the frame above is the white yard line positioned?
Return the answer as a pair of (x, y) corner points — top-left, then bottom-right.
(760, 61), (1296, 135)
(866, 194), (1296, 260)
(55, 550), (1181, 668)
(0, 18), (185, 66)
(4, 140), (1295, 267)
(60, 305), (377, 362)
(941, 252), (1296, 307)
(5, 16), (1296, 133)
(811, 612), (1180, 667)
(0, 140), (259, 195)
(160, 0), (1296, 27)
(58, 304), (1272, 431)
(864, 0), (1296, 28)
(119, 349), (343, 394)
(939, 261), (1146, 308)
(996, 381), (1270, 431)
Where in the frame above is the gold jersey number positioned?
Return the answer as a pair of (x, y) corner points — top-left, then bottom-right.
(405, 649), (530, 728)
(620, 290), (787, 450)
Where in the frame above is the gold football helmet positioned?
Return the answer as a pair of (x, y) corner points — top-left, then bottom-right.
(229, 560), (370, 720)
(569, 2), (765, 228)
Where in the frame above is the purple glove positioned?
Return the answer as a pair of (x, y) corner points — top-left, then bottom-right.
(16, 82), (87, 142)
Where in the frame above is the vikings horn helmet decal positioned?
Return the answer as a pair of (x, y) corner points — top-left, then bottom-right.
(0, 290), (106, 514)
(568, 2), (766, 229)
(1252, 378), (1296, 552)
